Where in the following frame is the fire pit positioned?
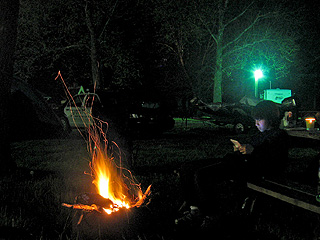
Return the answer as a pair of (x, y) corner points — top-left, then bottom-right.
(63, 192), (152, 239)
(58, 73), (152, 239)
(62, 124), (151, 238)
(61, 122), (151, 238)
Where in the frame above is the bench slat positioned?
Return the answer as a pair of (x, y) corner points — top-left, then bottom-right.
(247, 182), (320, 214)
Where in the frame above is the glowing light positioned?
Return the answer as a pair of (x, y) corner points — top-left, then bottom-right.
(253, 69), (263, 98)
(305, 117), (316, 130)
(305, 118), (316, 124)
(254, 69), (263, 80)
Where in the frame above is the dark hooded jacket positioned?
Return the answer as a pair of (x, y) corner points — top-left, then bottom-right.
(246, 128), (289, 177)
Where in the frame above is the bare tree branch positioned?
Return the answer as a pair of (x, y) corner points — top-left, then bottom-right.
(222, 13), (261, 51)
(223, 1), (255, 29)
(197, 12), (218, 45)
(223, 38), (270, 58)
(98, 0), (118, 40)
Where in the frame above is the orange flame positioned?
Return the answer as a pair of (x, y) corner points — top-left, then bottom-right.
(89, 139), (131, 214)
(87, 112), (151, 215)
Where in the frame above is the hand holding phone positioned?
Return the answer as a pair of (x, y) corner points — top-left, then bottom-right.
(230, 139), (241, 149)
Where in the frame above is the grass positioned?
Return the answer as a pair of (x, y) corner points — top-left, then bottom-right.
(1, 118), (320, 239)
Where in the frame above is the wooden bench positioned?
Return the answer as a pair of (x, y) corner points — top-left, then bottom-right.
(246, 177), (320, 214)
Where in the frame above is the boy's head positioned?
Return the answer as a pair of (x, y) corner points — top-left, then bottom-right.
(252, 100), (280, 131)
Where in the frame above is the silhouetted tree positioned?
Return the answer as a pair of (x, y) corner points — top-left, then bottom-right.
(15, 0), (143, 95)
(0, 0), (20, 174)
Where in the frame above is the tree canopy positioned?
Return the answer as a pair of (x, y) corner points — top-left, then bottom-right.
(152, 0), (305, 102)
(13, 0), (317, 104)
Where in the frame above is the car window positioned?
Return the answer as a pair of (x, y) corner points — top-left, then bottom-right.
(74, 95), (84, 107)
(66, 93), (101, 109)
(85, 94), (102, 108)
(72, 95), (85, 107)
(65, 95), (85, 108)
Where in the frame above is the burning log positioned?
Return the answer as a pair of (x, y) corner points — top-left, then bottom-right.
(62, 203), (101, 213)
(62, 193), (114, 214)
(62, 185), (151, 239)
(63, 184), (151, 215)
(62, 192), (153, 240)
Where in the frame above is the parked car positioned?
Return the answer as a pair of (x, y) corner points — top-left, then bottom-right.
(63, 93), (102, 128)
(191, 97), (256, 134)
(63, 91), (175, 134)
(128, 101), (175, 134)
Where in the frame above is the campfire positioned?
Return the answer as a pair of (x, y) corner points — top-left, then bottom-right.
(62, 128), (151, 217)
(61, 123), (151, 217)
(58, 72), (151, 224)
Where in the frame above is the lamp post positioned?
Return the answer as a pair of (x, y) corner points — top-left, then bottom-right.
(254, 69), (263, 98)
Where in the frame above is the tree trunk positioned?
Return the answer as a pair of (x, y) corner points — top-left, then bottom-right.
(85, 2), (101, 89)
(212, 0), (226, 103)
(213, 41), (223, 103)
(0, 0), (20, 174)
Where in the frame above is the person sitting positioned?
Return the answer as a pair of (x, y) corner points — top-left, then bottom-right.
(175, 100), (290, 228)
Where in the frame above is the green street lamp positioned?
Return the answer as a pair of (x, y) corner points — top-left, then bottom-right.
(254, 69), (263, 98)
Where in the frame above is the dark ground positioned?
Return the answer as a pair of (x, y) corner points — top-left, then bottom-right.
(1, 118), (320, 239)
